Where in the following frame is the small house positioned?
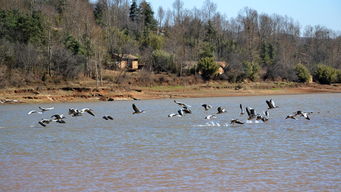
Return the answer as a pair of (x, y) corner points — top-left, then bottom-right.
(113, 54), (141, 71)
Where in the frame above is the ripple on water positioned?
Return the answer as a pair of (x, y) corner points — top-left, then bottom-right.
(0, 93), (341, 191)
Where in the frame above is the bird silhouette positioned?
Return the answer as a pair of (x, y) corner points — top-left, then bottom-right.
(132, 104), (145, 114)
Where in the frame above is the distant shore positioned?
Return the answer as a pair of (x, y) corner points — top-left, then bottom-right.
(0, 82), (340, 104)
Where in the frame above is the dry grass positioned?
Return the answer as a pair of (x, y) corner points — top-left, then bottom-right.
(0, 71), (340, 104)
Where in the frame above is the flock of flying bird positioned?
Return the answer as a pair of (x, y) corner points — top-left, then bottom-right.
(28, 98), (312, 127)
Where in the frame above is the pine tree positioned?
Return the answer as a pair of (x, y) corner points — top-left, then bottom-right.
(129, 0), (139, 22)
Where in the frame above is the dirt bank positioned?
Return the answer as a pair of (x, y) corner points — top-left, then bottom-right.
(0, 82), (340, 104)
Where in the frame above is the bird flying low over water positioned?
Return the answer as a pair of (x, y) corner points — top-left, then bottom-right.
(102, 115), (113, 120)
(202, 104), (212, 111)
(296, 111), (311, 120)
(261, 111), (269, 122)
(174, 100), (191, 108)
(27, 110), (42, 115)
(51, 114), (65, 120)
(230, 119), (244, 125)
(285, 111), (312, 120)
(168, 113), (182, 117)
(266, 99), (279, 109)
(132, 104), (145, 114)
(38, 119), (52, 127)
(68, 108), (95, 116)
(81, 108), (95, 116)
(217, 107), (226, 114)
(39, 106), (55, 112)
(28, 106), (54, 115)
(246, 107), (256, 120)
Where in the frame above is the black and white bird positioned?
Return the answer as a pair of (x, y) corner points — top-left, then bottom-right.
(102, 115), (114, 120)
(296, 110), (311, 120)
(81, 108), (95, 116)
(246, 107), (257, 120)
(168, 113), (182, 117)
(266, 99), (279, 109)
(230, 119), (244, 125)
(202, 104), (212, 111)
(27, 110), (42, 115)
(51, 114), (65, 120)
(39, 106), (55, 112)
(51, 114), (66, 123)
(174, 100), (191, 108)
(132, 104), (145, 114)
(217, 107), (226, 114)
(38, 119), (52, 127)
(261, 111), (269, 122)
(28, 106), (54, 115)
(68, 108), (95, 116)
(285, 111), (311, 120)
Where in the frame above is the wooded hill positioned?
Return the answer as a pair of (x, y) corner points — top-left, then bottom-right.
(0, 0), (340, 88)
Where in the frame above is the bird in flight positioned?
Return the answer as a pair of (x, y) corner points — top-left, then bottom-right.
(132, 104), (145, 114)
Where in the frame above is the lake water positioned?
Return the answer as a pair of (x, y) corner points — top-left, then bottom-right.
(0, 93), (340, 191)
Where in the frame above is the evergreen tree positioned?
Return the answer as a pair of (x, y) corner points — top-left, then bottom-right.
(139, 1), (157, 31)
(129, 0), (139, 22)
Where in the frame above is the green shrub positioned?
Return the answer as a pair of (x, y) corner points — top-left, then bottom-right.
(197, 57), (219, 80)
(152, 50), (173, 73)
(242, 61), (260, 81)
(336, 70), (341, 83)
(314, 64), (337, 84)
(294, 63), (311, 83)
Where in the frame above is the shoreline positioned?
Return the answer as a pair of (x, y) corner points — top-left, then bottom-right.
(0, 82), (340, 104)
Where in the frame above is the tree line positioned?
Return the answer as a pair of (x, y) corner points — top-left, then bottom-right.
(0, 0), (340, 88)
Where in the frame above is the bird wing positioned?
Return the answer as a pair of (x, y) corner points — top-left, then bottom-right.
(246, 107), (251, 116)
(266, 100), (271, 108)
(183, 108), (192, 114)
(264, 111), (269, 117)
(236, 119), (244, 124)
(51, 114), (61, 119)
(56, 119), (66, 123)
(28, 110), (37, 115)
(38, 121), (46, 127)
(132, 104), (140, 113)
(85, 109), (95, 116)
(270, 99), (276, 108)
(174, 100), (191, 107)
(39, 106), (54, 111)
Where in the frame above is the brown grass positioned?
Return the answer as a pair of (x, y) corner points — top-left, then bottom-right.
(0, 72), (340, 104)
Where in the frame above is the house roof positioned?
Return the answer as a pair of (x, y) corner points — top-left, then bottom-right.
(113, 53), (138, 60)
